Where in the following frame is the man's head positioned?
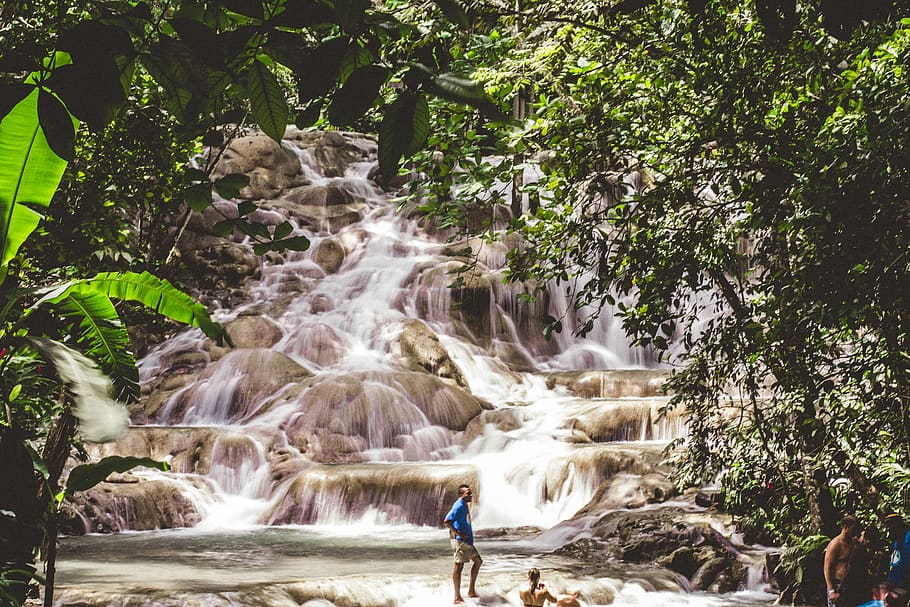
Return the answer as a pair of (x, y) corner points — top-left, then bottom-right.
(458, 484), (473, 502)
(885, 513), (906, 539)
(842, 514), (860, 538)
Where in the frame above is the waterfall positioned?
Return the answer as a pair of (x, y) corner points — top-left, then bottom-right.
(55, 129), (777, 607)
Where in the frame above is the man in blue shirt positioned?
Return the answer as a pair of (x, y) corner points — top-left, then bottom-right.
(885, 513), (910, 607)
(444, 483), (483, 603)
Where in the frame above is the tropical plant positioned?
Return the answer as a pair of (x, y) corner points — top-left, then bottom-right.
(0, 40), (223, 607)
(405, 0), (910, 554)
(0, 2), (509, 604)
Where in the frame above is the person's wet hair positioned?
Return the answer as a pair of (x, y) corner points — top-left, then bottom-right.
(528, 568), (540, 592)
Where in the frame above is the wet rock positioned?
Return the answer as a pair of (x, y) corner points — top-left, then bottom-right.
(581, 508), (746, 595)
(269, 184), (365, 233)
(658, 546), (701, 578)
(285, 129), (376, 177)
(462, 408), (523, 443)
(555, 537), (610, 560)
(175, 203), (261, 306)
(62, 475), (210, 534)
(402, 258), (558, 364)
(399, 319), (468, 388)
(314, 237), (346, 273)
(212, 134), (307, 199)
(266, 463), (476, 527)
(224, 315), (284, 349)
(309, 293), (333, 313)
(83, 426), (252, 477)
(545, 370), (670, 399)
(283, 322), (344, 367)
(161, 349), (313, 423)
(281, 370), (485, 462)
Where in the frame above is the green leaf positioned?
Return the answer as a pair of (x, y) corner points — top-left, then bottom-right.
(0, 83), (32, 123)
(66, 456), (170, 494)
(328, 64), (389, 126)
(44, 289), (138, 401)
(252, 234), (310, 255)
(273, 220), (293, 239)
(378, 91), (428, 181)
(223, 0), (264, 18)
(37, 89), (76, 161)
(141, 38), (200, 123)
(295, 37), (351, 102)
(213, 219), (235, 237)
(0, 87), (73, 283)
(408, 64), (506, 120)
(141, 65), (193, 123)
(295, 101), (322, 129)
(27, 444), (49, 480)
(431, 0), (470, 28)
(38, 271), (224, 342)
(214, 173), (250, 199)
(184, 182), (213, 211)
(245, 57), (289, 142)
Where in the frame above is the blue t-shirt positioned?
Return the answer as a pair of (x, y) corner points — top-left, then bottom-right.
(888, 530), (910, 588)
(445, 497), (473, 544)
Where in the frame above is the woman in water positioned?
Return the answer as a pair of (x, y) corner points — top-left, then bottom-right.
(519, 568), (581, 607)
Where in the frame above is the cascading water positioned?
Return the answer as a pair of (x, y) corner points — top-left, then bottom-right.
(53, 129), (777, 607)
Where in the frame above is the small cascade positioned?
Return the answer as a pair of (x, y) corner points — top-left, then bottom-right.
(56, 130), (776, 607)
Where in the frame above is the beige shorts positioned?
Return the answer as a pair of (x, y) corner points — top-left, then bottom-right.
(451, 540), (480, 564)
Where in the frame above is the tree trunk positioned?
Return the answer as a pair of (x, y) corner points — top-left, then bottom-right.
(38, 409), (76, 607)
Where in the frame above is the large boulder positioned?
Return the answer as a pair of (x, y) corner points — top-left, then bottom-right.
(267, 184), (365, 233)
(399, 319), (468, 388)
(313, 237), (346, 274)
(211, 134), (307, 199)
(225, 315), (284, 349)
(265, 463), (476, 526)
(280, 371), (487, 463)
(158, 349), (313, 424)
(555, 508), (747, 594)
(282, 322), (345, 368)
(545, 370), (670, 399)
(284, 129), (377, 177)
(61, 474), (211, 534)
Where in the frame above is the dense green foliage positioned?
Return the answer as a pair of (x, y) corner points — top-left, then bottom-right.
(0, 2), (505, 604)
(408, 0), (910, 550)
(3, 0), (910, 603)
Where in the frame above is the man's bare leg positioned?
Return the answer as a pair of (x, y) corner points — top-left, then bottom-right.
(467, 557), (482, 597)
(453, 562), (465, 603)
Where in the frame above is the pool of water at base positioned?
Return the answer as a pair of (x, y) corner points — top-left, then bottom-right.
(51, 526), (782, 607)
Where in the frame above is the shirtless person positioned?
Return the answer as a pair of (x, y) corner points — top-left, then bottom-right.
(825, 515), (861, 607)
(519, 569), (580, 607)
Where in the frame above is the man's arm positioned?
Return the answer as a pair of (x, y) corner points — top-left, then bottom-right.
(444, 519), (456, 539)
(824, 538), (840, 600)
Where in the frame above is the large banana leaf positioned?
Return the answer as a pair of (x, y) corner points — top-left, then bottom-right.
(0, 86), (76, 283)
(47, 289), (139, 401)
(37, 271), (224, 341)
